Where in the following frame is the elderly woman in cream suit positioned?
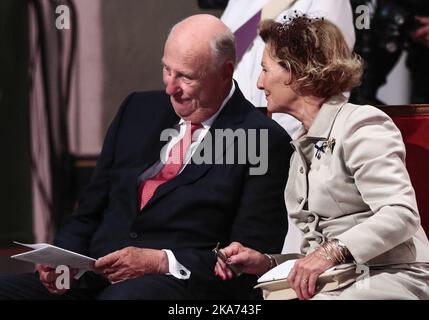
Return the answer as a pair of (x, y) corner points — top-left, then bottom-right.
(215, 15), (429, 299)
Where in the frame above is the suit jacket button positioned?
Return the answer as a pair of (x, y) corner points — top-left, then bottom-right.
(180, 269), (187, 276)
(129, 232), (138, 239)
(299, 167), (304, 174)
(297, 196), (304, 204)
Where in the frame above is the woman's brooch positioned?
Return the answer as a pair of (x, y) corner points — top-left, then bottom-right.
(314, 138), (336, 160)
(327, 138), (336, 151)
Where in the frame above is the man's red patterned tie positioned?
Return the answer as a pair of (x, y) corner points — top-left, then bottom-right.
(138, 123), (202, 210)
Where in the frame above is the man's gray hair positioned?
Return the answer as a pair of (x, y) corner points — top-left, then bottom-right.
(169, 21), (236, 69)
(210, 30), (236, 68)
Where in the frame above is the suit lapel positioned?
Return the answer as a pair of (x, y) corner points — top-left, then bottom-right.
(142, 86), (249, 210)
(137, 94), (179, 170)
(131, 93), (179, 212)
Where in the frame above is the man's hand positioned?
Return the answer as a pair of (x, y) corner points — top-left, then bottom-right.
(411, 16), (429, 47)
(36, 264), (78, 295)
(94, 247), (168, 283)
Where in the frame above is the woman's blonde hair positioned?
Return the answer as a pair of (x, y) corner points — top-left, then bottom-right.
(259, 15), (363, 97)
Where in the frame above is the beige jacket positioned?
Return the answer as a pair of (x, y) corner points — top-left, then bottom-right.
(285, 95), (429, 266)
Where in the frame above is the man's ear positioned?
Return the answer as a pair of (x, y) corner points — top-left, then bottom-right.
(223, 61), (235, 80)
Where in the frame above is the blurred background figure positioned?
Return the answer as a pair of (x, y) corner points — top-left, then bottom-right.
(350, 0), (429, 105)
(221, 0), (355, 136)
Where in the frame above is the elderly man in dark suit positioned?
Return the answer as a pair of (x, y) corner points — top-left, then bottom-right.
(0, 14), (292, 300)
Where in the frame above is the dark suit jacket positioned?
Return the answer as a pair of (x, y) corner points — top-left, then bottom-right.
(55, 85), (293, 299)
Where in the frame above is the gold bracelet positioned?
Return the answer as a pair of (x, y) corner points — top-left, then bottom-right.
(318, 239), (351, 264)
(317, 247), (334, 262)
(333, 239), (351, 263)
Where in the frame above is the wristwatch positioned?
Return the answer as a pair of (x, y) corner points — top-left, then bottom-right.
(264, 254), (277, 270)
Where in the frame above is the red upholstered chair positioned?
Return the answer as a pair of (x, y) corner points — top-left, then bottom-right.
(377, 105), (429, 237)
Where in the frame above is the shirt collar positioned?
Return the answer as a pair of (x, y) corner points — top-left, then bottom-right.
(178, 81), (235, 129)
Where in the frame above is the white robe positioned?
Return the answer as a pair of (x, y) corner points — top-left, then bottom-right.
(222, 0), (356, 136)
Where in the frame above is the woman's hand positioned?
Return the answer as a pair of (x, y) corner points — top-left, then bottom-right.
(214, 242), (271, 280)
(287, 248), (335, 300)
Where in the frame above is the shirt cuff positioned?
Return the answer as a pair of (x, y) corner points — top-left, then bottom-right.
(162, 249), (191, 279)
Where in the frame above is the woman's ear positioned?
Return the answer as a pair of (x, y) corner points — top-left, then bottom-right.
(282, 72), (293, 86)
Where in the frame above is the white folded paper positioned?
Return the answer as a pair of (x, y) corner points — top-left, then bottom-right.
(11, 242), (95, 278)
(258, 259), (337, 283)
(258, 259), (297, 283)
